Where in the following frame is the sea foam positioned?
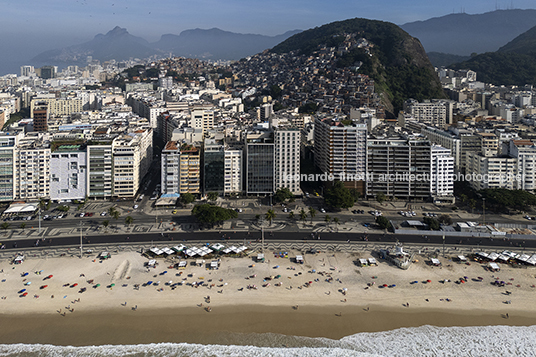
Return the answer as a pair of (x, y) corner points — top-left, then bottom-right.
(1, 325), (535, 357)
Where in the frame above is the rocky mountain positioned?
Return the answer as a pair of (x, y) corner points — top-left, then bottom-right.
(32, 27), (301, 64)
(451, 24), (536, 86)
(153, 28), (301, 60)
(32, 26), (156, 63)
(401, 9), (536, 56)
(271, 18), (445, 114)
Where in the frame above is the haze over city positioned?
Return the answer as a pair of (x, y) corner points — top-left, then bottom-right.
(1, 0), (535, 75)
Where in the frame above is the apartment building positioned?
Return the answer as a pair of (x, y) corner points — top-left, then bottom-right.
(314, 117), (367, 193)
(274, 127), (301, 195)
(14, 137), (51, 201)
(30, 97), (83, 117)
(190, 109), (214, 134)
(203, 138), (225, 194)
(245, 129), (274, 194)
(509, 139), (536, 191)
(420, 125), (461, 171)
(403, 99), (448, 126)
(477, 132), (499, 157)
(178, 144), (200, 194)
(161, 141), (181, 195)
(430, 146), (455, 204)
(87, 143), (113, 199)
(224, 149), (242, 194)
(366, 135), (436, 200)
(50, 144), (87, 201)
(0, 133), (18, 202)
(466, 152), (517, 190)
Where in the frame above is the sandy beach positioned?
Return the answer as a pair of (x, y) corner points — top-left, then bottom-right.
(1, 246), (536, 345)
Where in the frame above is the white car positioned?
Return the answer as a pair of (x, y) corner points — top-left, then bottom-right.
(133, 205), (139, 209)
(320, 208), (326, 213)
(100, 211), (107, 216)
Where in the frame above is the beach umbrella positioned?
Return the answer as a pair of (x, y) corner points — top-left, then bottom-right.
(18, 289), (26, 294)
(110, 283), (115, 287)
(72, 283), (78, 287)
(24, 282), (31, 286)
(47, 275), (53, 279)
(21, 272), (28, 277)
(426, 279), (432, 283)
(95, 284), (100, 288)
(40, 285), (48, 289)
(21, 292), (28, 297)
(382, 284), (388, 287)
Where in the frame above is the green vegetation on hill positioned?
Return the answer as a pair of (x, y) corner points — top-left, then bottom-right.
(498, 25), (536, 55)
(271, 18), (445, 114)
(451, 52), (536, 86)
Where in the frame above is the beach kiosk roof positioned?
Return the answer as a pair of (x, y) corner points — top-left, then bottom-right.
(517, 254), (530, 263)
(502, 251), (519, 259)
(489, 262), (500, 271)
(498, 254), (510, 262)
(527, 255), (536, 266)
(162, 247), (175, 256)
(488, 252), (499, 261)
(150, 247), (164, 256)
(237, 246), (248, 253)
(184, 248), (198, 257)
(172, 245), (186, 253)
(211, 243), (225, 252)
(477, 252), (489, 259)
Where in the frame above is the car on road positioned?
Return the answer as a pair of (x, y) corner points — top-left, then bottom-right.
(100, 212), (107, 216)
(320, 208), (326, 213)
(133, 205), (139, 209)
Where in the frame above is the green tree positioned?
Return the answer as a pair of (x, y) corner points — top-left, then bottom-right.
(308, 207), (317, 224)
(192, 204), (238, 228)
(20, 222), (26, 231)
(376, 192), (386, 204)
(333, 217), (340, 227)
(207, 192), (219, 202)
(102, 220), (109, 231)
(469, 198), (477, 214)
(423, 216), (441, 230)
(349, 188), (361, 203)
(125, 216), (134, 226)
(438, 215), (453, 225)
(180, 193), (195, 205)
(1, 222), (9, 230)
(109, 207), (120, 221)
(274, 187), (294, 203)
(288, 211), (295, 220)
(324, 181), (354, 209)
(265, 209), (277, 226)
(375, 216), (391, 230)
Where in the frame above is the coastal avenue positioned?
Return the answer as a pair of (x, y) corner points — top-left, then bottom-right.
(2, 230), (534, 251)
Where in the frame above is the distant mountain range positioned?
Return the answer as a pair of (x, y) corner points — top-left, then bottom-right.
(401, 9), (536, 56)
(32, 26), (301, 64)
(450, 23), (536, 86)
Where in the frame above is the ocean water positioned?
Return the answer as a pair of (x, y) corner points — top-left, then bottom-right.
(1, 325), (535, 357)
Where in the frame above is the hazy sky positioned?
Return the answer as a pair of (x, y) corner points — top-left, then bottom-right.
(0, 0), (535, 74)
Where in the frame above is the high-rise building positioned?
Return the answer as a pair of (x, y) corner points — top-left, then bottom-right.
(87, 144), (113, 199)
(14, 137), (51, 200)
(403, 99), (448, 126)
(314, 117), (367, 193)
(274, 127), (301, 195)
(430, 146), (455, 204)
(50, 144), (87, 201)
(190, 109), (214, 134)
(203, 138), (225, 194)
(20, 65), (35, 77)
(0, 133), (18, 202)
(32, 103), (48, 132)
(245, 129), (274, 194)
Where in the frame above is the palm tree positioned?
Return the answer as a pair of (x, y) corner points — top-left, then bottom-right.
(20, 222), (26, 231)
(288, 211), (295, 220)
(324, 215), (331, 227)
(333, 217), (340, 232)
(265, 209), (276, 226)
(299, 209), (308, 225)
(125, 216), (134, 226)
(108, 206), (117, 216)
(1, 222), (10, 230)
(308, 207), (316, 224)
(102, 220), (109, 232)
(469, 199), (477, 214)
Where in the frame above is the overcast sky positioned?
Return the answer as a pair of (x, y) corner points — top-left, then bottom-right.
(0, 0), (535, 74)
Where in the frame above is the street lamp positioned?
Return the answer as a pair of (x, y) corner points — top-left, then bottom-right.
(79, 221), (83, 259)
(442, 235), (445, 258)
(482, 197), (486, 226)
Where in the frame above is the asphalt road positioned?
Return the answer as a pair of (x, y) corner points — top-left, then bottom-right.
(4, 230), (532, 252)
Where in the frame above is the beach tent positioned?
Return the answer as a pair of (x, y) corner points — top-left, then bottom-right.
(13, 255), (24, 264)
(457, 255), (467, 262)
(295, 255), (304, 264)
(211, 243), (225, 252)
(149, 248), (164, 256)
(488, 262), (500, 271)
(172, 245), (186, 253)
(195, 259), (205, 266)
(162, 247), (175, 256)
(526, 255), (536, 266)
(257, 253), (265, 262)
(98, 252), (111, 259)
(210, 260), (219, 269)
(358, 258), (368, 266)
(487, 252), (499, 261)
(368, 257), (377, 266)
(146, 259), (157, 267)
(431, 258), (441, 266)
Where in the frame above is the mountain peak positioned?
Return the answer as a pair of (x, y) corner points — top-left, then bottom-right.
(106, 26), (129, 37)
